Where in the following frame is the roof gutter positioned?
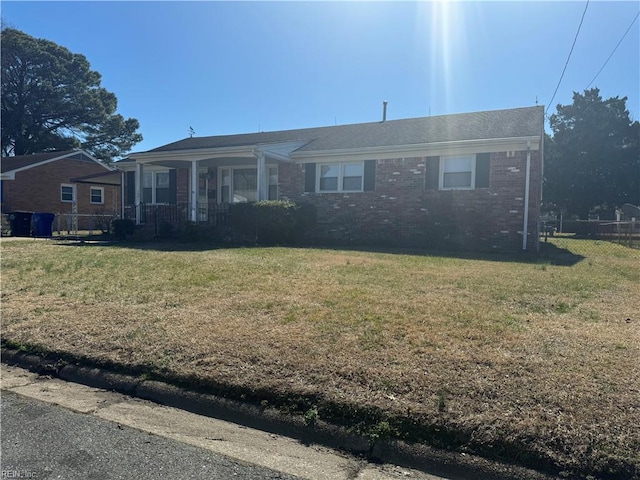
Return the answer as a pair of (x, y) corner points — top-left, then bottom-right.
(129, 145), (258, 163)
(291, 136), (542, 162)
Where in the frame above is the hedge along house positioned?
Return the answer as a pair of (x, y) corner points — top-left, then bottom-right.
(123, 105), (544, 251)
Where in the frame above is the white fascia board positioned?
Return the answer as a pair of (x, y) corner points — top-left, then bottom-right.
(129, 145), (257, 164)
(291, 136), (541, 163)
(1, 172), (16, 180)
(256, 140), (307, 163)
(113, 163), (135, 172)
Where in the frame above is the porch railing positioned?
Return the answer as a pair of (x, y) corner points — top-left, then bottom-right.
(123, 202), (230, 227)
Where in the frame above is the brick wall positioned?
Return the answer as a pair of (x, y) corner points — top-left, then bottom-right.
(176, 168), (190, 204)
(280, 150), (542, 252)
(1, 158), (120, 230)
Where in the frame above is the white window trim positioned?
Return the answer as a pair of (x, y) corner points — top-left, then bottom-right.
(316, 161), (364, 193)
(61, 183), (75, 203)
(439, 155), (476, 190)
(90, 186), (104, 205)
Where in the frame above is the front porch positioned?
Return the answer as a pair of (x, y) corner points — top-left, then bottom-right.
(125, 140), (305, 226)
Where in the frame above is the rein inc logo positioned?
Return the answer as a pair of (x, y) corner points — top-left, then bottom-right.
(1, 470), (37, 478)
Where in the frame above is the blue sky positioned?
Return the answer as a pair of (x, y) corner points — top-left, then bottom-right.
(2, 1), (639, 154)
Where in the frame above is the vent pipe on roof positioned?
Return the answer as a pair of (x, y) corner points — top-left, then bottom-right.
(382, 101), (388, 122)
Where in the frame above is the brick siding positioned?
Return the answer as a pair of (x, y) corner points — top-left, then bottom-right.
(1, 158), (119, 230)
(280, 151), (542, 252)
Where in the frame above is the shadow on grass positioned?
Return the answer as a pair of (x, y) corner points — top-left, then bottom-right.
(51, 237), (586, 266)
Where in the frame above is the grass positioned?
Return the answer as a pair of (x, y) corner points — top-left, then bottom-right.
(1, 238), (639, 479)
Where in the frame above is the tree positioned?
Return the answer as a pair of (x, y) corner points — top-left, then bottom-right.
(544, 88), (640, 219)
(1, 28), (142, 162)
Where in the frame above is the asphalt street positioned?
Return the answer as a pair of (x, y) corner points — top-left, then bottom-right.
(2, 390), (298, 480)
(0, 364), (447, 480)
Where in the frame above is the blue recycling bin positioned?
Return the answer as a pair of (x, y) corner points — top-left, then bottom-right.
(32, 212), (55, 238)
(8, 211), (33, 237)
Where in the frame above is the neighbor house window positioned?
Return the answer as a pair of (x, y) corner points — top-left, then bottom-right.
(61, 184), (75, 202)
(440, 156), (475, 189)
(142, 170), (171, 204)
(90, 187), (104, 204)
(317, 162), (364, 192)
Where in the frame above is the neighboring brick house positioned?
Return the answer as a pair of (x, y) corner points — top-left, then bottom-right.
(122, 106), (544, 251)
(1, 150), (120, 230)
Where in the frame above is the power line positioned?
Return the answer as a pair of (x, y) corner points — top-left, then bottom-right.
(585, 10), (640, 89)
(545, 0), (590, 115)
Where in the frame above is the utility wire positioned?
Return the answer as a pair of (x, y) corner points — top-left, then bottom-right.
(585, 10), (640, 89)
(546, 0), (590, 115)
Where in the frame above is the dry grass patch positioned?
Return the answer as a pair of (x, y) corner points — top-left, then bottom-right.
(1, 239), (639, 478)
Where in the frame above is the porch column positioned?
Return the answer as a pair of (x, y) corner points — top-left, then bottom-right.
(190, 160), (198, 222)
(256, 152), (267, 201)
(135, 163), (143, 225)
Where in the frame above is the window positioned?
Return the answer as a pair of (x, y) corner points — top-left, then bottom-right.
(317, 162), (364, 192)
(233, 168), (257, 202)
(155, 172), (171, 203)
(343, 163), (363, 190)
(142, 170), (171, 204)
(61, 184), (74, 202)
(90, 187), (104, 204)
(319, 164), (339, 191)
(220, 169), (231, 203)
(218, 166), (278, 203)
(268, 166), (278, 200)
(142, 172), (152, 203)
(440, 156), (475, 189)
(425, 154), (490, 191)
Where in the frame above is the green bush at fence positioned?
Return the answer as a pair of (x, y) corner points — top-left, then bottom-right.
(229, 200), (316, 245)
(112, 219), (135, 240)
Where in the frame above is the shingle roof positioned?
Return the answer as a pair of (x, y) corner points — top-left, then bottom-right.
(0, 150), (107, 173)
(145, 106), (544, 154)
(1, 151), (77, 173)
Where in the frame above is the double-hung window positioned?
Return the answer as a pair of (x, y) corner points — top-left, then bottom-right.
(317, 162), (364, 192)
(61, 184), (75, 202)
(143, 170), (171, 204)
(90, 187), (104, 204)
(440, 156), (475, 190)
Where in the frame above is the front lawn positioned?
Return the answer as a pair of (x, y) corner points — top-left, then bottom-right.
(1, 238), (638, 478)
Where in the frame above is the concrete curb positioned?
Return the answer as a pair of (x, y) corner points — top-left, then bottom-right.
(1, 348), (557, 480)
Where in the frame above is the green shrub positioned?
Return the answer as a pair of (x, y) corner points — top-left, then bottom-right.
(182, 221), (200, 242)
(157, 222), (174, 239)
(112, 219), (134, 240)
(229, 200), (316, 245)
